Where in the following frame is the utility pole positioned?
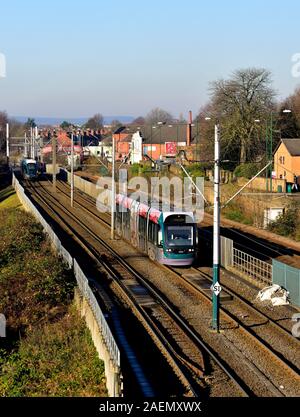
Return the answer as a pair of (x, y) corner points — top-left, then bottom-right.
(34, 126), (38, 160)
(52, 132), (57, 191)
(111, 135), (115, 240)
(212, 123), (221, 332)
(24, 132), (27, 157)
(70, 132), (74, 207)
(30, 127), (33, 159)
(270, 112), (273, 193)
(40, 132), (44, 163)
(6, 123), (9, 166)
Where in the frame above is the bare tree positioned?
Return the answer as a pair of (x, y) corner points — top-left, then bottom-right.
(110, 119), (122, 131)
(9, 118), (24, 137)
(131, 116), (145, 125)
(209, 68), (276, 163)
(85, 113), (104, 130)
(0, 111), (8, 154)
(177, 113), (187, 123)
(145, 107), (173, 125)
(276, 99), (300, 138)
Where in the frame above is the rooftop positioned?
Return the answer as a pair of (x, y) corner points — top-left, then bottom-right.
(281, 138), (300, 156)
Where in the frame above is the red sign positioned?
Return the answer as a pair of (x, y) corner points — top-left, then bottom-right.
(165, 142), (177, 156)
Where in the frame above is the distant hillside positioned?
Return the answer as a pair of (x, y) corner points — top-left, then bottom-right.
(12, 115), (135, 126)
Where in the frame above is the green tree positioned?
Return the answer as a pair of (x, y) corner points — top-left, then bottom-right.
(60, 120), (72, 130)
(25, 118), (36, 128)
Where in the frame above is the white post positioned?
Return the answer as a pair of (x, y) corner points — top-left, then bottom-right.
(52, 133), (57, 191)
(111, 136), (115, 240)
(34, 126), (38, 159)
(71, 132), (74, 207)
(6, 123), (9, 165)
(24, 132), (27, 157)
(30, 127), (33, 159)
(212, 123), (220, 331)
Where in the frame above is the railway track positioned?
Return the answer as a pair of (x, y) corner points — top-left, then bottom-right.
(168, 266), (300, 370)
(53, 179), (300, 366)
(56, 178), (299, 333)
(24, 178), (249, 397)
(24, 178), (300, 396)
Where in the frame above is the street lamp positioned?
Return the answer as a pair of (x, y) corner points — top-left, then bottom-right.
(157, 121), (164, 159)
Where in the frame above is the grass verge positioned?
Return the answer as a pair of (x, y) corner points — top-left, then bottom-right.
(0, 186), (107, 396)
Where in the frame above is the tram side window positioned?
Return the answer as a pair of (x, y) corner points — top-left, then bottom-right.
(138, 216), (147, 235)
(124, 210), (130, 228)
(148, 221), (159, 245)
(116, 204), (122, 223)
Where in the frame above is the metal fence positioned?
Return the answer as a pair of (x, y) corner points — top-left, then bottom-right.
(12, 174), (121, 393)
(232, 247), (272, 285)
(273, 259), (300, 306)
(74, 260), (120, 367)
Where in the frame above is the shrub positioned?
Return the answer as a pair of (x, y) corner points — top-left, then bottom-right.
(0, 208), (75, 333)
(234, 163), (260, 179)
(223, 204), (253, 225)
(129, 163), (140, 176)
(267, 207), (298, 237)
(184, 163), (206, 182)
(0, 306), (107, 397)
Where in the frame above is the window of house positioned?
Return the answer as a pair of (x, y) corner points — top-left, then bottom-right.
(279, 156), (285, 165)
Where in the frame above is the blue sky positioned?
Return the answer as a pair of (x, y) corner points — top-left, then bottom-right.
(0, 0), (300, 119)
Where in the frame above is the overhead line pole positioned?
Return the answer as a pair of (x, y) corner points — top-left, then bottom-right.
(6, 123), (9, 165)
(24, 132), (27, 157)
(111, 135), (115, 240)
(71, 132), (74, 207)
(212, 123), (220, 332)
(52, 133), (57, 191)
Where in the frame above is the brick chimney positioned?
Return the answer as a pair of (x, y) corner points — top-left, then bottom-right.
(186, 110), (192, 146)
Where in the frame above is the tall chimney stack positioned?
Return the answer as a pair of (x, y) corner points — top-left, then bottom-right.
(186, 110), (192, 146)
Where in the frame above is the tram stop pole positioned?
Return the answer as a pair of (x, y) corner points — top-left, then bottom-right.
(70, 132), (74, 207)
(212, 123), (221, 332)
(52, 132), (57, 191)
(6, 123), (9, 166)
(111, 136), (115, 240)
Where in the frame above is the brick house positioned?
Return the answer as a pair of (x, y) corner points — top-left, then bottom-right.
(111, 122), (204, 161)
